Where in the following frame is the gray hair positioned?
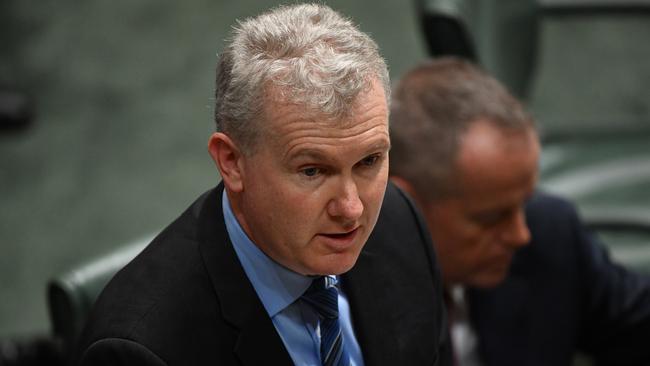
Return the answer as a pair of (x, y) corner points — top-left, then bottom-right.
(215, 3), (390, 154)
(389, 57), (534, 200)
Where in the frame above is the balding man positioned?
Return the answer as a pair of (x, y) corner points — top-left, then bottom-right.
(390, 57), (650, 366)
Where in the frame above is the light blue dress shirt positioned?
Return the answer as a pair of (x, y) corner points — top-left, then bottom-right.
(222, 191), (364, 366)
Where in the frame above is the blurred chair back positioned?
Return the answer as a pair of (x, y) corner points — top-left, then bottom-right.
(416, 0), (539, 99)
(47, 241), (148, 363)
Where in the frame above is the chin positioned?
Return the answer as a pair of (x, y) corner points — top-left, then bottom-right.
(309, 252), (360, 276)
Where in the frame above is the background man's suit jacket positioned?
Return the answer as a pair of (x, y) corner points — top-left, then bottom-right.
(468, 192), (650, 366)
(76, 182), (448, 365)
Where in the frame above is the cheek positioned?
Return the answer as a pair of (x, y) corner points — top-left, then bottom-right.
(437, 220), (486, 259)
(274, 192), (327, 238)
(462, 225), (500, 256)
(362, 172), (388, 205)
(451, 232), (484, 263)
(245, 178), (305, 233)
(365, 181), (387, 208)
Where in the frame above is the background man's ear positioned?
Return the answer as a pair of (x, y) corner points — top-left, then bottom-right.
(208, 132), (244, 192)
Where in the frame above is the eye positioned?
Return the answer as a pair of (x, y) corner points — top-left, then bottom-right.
(359, 154), (380, 167)
(472, 207), (516, 227)
(300, 167), (322, 177)
(473, 212), (504, 226)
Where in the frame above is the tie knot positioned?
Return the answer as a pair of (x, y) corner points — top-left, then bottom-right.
(301, 276), (339, 319)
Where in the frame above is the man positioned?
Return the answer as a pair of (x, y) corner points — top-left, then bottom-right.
(75, 4), (447, 366)
(389, 57), (650, 366)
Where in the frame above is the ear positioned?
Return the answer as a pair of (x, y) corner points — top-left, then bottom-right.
(389, 175), (421, 204)
(208, 132), (244, 192)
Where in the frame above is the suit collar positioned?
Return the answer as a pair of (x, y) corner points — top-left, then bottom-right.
(342, 248), (401, 365)
(341, 183), (439, 365)
(196, 183), (293, 365)
(221, 190), (312, 317)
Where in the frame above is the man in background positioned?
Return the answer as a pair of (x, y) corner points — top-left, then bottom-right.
(74, 4), (448, 365)
(390, 57), (650, 366)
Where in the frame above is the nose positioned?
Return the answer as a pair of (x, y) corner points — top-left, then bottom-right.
(500, 209), (531, 249)
(327, 176), (364, 224)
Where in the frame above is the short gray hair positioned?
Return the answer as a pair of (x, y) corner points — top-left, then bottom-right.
(215, 3), (390, 154)
(389, 57), (534, 200)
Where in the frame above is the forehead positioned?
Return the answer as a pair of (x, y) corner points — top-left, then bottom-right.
(260, 81), (390, 155)
(455, 120), (539, 202)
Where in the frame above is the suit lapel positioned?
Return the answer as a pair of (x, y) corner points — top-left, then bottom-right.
(343, 248), (401, 366)
(343, 183), (443, 366)
(196, 184), (293, 366)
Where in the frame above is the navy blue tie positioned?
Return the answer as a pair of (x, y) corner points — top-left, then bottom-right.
(301, 276), (350, 366)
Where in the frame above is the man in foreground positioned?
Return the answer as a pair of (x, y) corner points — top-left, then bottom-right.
(390, 57), (650, 366)
(74, 4), (447, 366)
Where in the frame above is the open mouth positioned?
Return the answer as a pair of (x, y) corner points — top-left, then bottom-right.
(317, 227), (362, 251)
(321, 227), (359, 240)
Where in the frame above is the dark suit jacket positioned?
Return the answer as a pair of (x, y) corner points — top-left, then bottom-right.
(76, 182), (448, 365)
(467, 192), (650, 366)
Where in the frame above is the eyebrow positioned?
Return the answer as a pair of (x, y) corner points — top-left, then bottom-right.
(287, 139), (391, 163)
(288, 149), (328, 162)
(368, 139), (391, 154)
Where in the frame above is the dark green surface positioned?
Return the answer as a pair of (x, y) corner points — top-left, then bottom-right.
(531, 7), (650, 274)
(0, 0), (427, 337)
(530, 12), (650, 134)
(539, 135), (650, 273)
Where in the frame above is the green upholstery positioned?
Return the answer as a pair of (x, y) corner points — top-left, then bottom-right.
(417, 0), (539, 99)
(47, 240), (148, 361)
(419, 0), (650, 114)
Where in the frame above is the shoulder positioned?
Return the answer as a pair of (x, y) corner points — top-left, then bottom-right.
(511, 191), (589, 275)
(77, 232), (217, 359)
(526, 191), (578, 221)
(383, 179), (421, 211)
(516, 191), (616, 279)
(346, 181), (447, 365)
(76, 187), (229, 363)
(377, 181), (431, 237)
(370, 182), (436, 267)
(524, 191), (582, 240)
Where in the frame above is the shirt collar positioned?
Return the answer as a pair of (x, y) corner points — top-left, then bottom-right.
(222, 190), (315, 317)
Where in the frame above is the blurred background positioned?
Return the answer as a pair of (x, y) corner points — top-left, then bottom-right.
(1, 0), (649, 363)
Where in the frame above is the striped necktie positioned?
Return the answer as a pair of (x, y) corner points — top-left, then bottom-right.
(301, 276), (350, 366)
